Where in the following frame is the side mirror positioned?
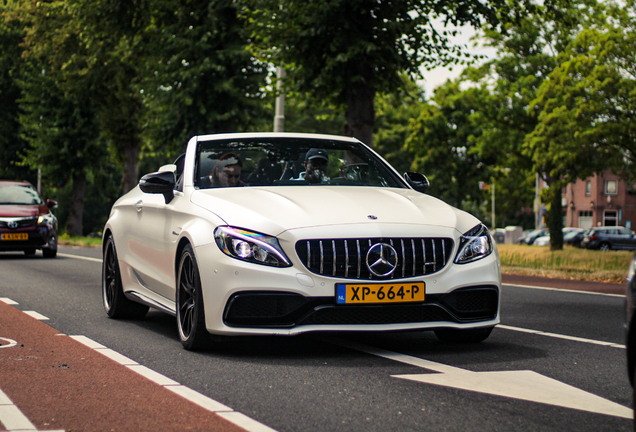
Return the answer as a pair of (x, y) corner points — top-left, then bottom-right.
(46, 199), (58, 209)
(404, 172), (429, 194)
(139, 171), (175, 204)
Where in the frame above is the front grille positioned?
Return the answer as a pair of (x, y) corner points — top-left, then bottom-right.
(295, 237), (454, 279)
(0, 217), (37, 229)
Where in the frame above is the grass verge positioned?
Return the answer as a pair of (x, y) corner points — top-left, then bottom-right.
(58, 234), (102, 248)
(498, 244), (632, 283)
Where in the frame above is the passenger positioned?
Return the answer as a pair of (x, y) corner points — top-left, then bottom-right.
(209, 153), (244, 187)
(291, 148), (330, 184)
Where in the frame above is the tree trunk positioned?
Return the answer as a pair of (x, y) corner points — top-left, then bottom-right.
(548, 189), (564, 251)
(65, 173), (86, 237)
(121, 141), (141, 194)
(344, 83), (376, 147)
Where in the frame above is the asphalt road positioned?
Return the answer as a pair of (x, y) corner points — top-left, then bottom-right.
(0, 246), (632, 432)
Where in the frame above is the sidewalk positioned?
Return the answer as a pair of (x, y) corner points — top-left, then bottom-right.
(0, 300), (249, 432)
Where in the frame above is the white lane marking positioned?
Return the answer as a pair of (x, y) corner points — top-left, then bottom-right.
(164, 385), (233, 412)
(0, 337), (17, 349)
(23, 311), (49, 320)
(57, 253), (102, 263)
(503, 282), (625, 298)
(394, 370), (633, 419)
(70, 335), (276, 432)
(0, 388), (65, 432)
(0, 298), (18, 305)
(126, 365), (180, 386)
(498, 324), (626, 349)
(217, 412), (279, 432)
(327, 337), (632, 419)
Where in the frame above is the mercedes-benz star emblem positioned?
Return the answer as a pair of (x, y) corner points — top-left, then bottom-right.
(366, 243), (398, 277)
(7, 221), (18, 229)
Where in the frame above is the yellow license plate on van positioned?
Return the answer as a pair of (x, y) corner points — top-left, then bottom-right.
(336, 282), (425, 304)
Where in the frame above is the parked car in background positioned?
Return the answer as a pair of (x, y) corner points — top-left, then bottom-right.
(516, 228), (549, 245)
(102, 132), (501, 350)
(0, 180), (58, 258)
(581, 226), (636, 251)
(564, 229), (589, 248)
(533, 228), (584, 247)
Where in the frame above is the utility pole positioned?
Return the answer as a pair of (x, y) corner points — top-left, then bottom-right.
(273, 67), (285, 132)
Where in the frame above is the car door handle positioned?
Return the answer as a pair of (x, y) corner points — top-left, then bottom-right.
(134, 200), (143, 212)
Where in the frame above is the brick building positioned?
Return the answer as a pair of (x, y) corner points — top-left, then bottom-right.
(564, 171), (636, 230)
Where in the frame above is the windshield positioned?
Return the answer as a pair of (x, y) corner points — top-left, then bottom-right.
(195, 137), (405, 189)
(0, 184), (43, 205)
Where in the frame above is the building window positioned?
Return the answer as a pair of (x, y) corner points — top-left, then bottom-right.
(605, 180), (617, 195)
(585, 180), (591, 196)
(579, 211), (593, 230)
(604, 210), (618, 226)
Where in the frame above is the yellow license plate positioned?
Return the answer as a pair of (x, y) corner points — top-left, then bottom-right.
(336, 282), (425, 304)
(1, 233), (28, 241)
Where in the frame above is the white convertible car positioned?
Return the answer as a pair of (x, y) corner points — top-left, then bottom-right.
(102, 133), (501, 349)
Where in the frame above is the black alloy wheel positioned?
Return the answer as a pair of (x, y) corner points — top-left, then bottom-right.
(434, 326), (494, 343)
(599, 242), (611, 251)
(102, 235), (148, 319)
(176, 244), (209, 350)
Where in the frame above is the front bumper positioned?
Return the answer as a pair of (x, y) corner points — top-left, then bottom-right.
(195, 236), (501, 336)
(224, 286), (498, 327)
(0, 228), (56, 252)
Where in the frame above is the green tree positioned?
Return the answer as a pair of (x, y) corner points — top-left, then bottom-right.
(241, 0), (509, 147)
(19, 59), (104, 236)
(0, 1), (33, 182)
(465, 0), (609, 247)
(374, 75), (425, 176)
(141, 0), (270, 158)
(526, 0), (633, 248)
(405, 80), (489, 215)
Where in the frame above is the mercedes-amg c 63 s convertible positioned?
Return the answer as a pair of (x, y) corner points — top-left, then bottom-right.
(102, 133), (501, 350)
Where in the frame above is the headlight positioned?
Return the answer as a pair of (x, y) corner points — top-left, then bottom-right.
(37, 214), (53, 225)
(454, 223), (493, 264)
(214, 226), (291, 267)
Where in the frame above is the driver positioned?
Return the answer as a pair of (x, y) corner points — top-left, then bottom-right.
(292, 148), (330, 184)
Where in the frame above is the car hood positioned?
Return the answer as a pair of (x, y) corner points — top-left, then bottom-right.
(191, 186), (477, 236)
(0, 204), (45, 218)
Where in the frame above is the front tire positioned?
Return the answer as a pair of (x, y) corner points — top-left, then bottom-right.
(176, 244), (209, 350)
(435, 327), (494, 343)
(102, 235), (148, 319)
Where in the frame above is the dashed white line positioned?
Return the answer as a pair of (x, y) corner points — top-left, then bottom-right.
(0, 389), (65, 432)
(56, 253), (102, 263)
(70, 335), (277, 432)
(498, 324), (626, 348)
(0, 298), (18, 305)
(503, 282), (625, 298)
(23, 311), (49, 320)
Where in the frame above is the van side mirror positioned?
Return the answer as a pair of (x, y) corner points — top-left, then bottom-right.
(404, 172), (429, 194)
